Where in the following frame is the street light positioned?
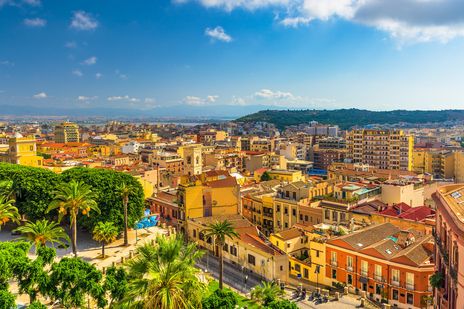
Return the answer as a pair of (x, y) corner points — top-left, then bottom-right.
(244, 275), (249, 293)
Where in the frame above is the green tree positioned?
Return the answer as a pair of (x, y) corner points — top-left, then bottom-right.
(0, 180), (14, 199)
(0, 241), (31, 290)
(0, 163), (60, 220)
(202, 288), (239, 309)
(119, 234), (206, 308)
(60, 168), (144, 233)
(47, 257), (107, 309)
(28, 301), (47, 309)
(260, 171), (271, 182)
(92, 221), (118, 258)
(203, 220), (239, 290)
(251, 281), (284, 306)
(47, 180), (100, 257)
(15, 219), (70, 249)
(117, 182), (132, 246)
(0, 195), (20, 230)
(0, 289), (15, 309)
(265, 299), (298, 309)
(103, 267), (128, 307)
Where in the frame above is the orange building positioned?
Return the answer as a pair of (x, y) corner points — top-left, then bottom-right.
(326, 223), (434, 308)
(433, 184), (464, 309)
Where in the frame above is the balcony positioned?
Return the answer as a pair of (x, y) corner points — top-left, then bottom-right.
(406, 283), (415, 291)
(374, 274), (383, 282)
(331, 260), (338, 267)
(361, 270), (368, 277)
(347, 265), (353, 272)
(391, 280), (400, 287)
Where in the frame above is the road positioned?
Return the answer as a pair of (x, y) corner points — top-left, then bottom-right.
(196, 251), (264, 293)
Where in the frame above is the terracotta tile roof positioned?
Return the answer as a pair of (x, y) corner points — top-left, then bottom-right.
(207, 176), (237, 188)
(275, 228), (304, 241)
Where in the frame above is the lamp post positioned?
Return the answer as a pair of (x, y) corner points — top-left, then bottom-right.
(244, 275), (249, 293)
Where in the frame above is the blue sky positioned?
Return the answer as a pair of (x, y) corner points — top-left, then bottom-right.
(1, 0), (464, 114)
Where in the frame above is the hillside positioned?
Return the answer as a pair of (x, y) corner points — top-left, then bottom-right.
(235, 109), (464, 129)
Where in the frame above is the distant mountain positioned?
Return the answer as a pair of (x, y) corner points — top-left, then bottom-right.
(0, 104), (288, 119)
(235, 108), (464, 129)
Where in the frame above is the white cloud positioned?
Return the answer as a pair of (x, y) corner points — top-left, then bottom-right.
(65, 41), (77, 48)
(231, 96), (246, 105)
(23, 0), (40, 5)
(115, 70), (128, 80)
(205, 26), (233, 42)
(23, 18), (46, 27)
(70, 11), (98, 31)
(0, 60), (14, 66)
(33, 92), (47, 99)
(77, 95), (97, 101)
(181, 0), (464, 43)
(95, 72), (103, 79)
(183, 95), (219, 105)
(82, 56), (97, 65)
(254, 88), (296, 100)
(1, 0), (40, 7)
(72, 69), (83, 77)
(107, 95), (140, 102)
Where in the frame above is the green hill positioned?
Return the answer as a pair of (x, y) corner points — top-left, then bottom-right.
(235, 108), (464, 129)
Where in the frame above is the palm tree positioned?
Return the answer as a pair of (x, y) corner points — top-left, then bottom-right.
(0, 195), (20, 230)
(92, 221), (118, 258)
(117, 182), (132, 246)
(47, 180), (100, 257)
(14, 219), (70, 249)
(250, 281), (284, 306)
(203, 220), (239, 290)
(118, 234), (206, 309)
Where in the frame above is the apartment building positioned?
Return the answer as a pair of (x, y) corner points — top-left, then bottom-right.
(346, 129), (413, 171)
(0, 133), (43, 167)
(433, 184), (464, 309)
(54, 122), (80, 143)
(326, 223), (434, 309)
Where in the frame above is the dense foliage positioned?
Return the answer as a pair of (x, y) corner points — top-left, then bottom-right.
(236, 108), (464, 129)
(0, 163), (59, 220)
(202, 288), (239, 309)
(0, 164), (144, 232)
(60, 167), (144, 232)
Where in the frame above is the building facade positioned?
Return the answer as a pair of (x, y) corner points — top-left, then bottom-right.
(54, 122), (80, 143)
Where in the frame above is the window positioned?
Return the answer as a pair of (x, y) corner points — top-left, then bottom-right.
(407, 293), (413, 305)
(332, 211), (339, 222)
(230, 246), (237, 256)
(392, 269), (399, 283)
(346, 256), (353, 270)
(299, 214), (303, 220)
(340, 212), (346, 222)
(284, 222), (288, 228)
(361, 261), (368, 276)
(284, 207), (288, 215)
(248, 254), (256, 265)
(315, 250), (320, 258)
(347, 274), (353, 285)
(392, 289), (399, 301)
(304, 268), (309, 278)
(406, 272), (414, 290)
(292, 209), (296, 216)
(375, 265), (382, 280)
(331, 251), (337, 264)
(375, 284), (381, 295)
(331, 269), (337, 279)
(295, 264), (301, 272)
(292, 192), (296, 200)
(223, 244), (228, 252)
(305, 215), (309, 221)
(193, 229), (196, 238)
(199, 232), (204, 241)
(276, 205), (281, 212)
(325, 209), (330, 220)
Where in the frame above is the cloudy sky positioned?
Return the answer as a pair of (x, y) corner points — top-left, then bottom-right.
(1, 0), (464, 113)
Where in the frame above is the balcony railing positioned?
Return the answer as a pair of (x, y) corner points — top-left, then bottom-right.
(406, 283), (415, 291)
(391, 280), (400, 287)
(331, 260), (338, 267)
(347, 265), (353, 272)
(374, 274), (383, 282)
(361, 270), (368, 277)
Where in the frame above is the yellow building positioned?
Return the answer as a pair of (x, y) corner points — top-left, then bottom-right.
(0, 133), (43, 167)
(54, 122), (80, 143)
(270, 225), (331, 287)
(177, 171), (239, 233)
(267, 169), (305, 182)
(346, 129), (413, 171)
(413, 148), (455, 179)
(187, 214), (289, 282)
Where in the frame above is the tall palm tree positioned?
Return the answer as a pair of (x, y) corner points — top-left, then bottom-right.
(14, 219), (70, 249)
(92, 221), (118, 258)
(47, 180), (100, 257)
(0, 195), (20, 230)
(250, 281), (284, 306)
(118, 234), (206, 309)
(117, 182), (132, 246)
(203, 220), (239, 290)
